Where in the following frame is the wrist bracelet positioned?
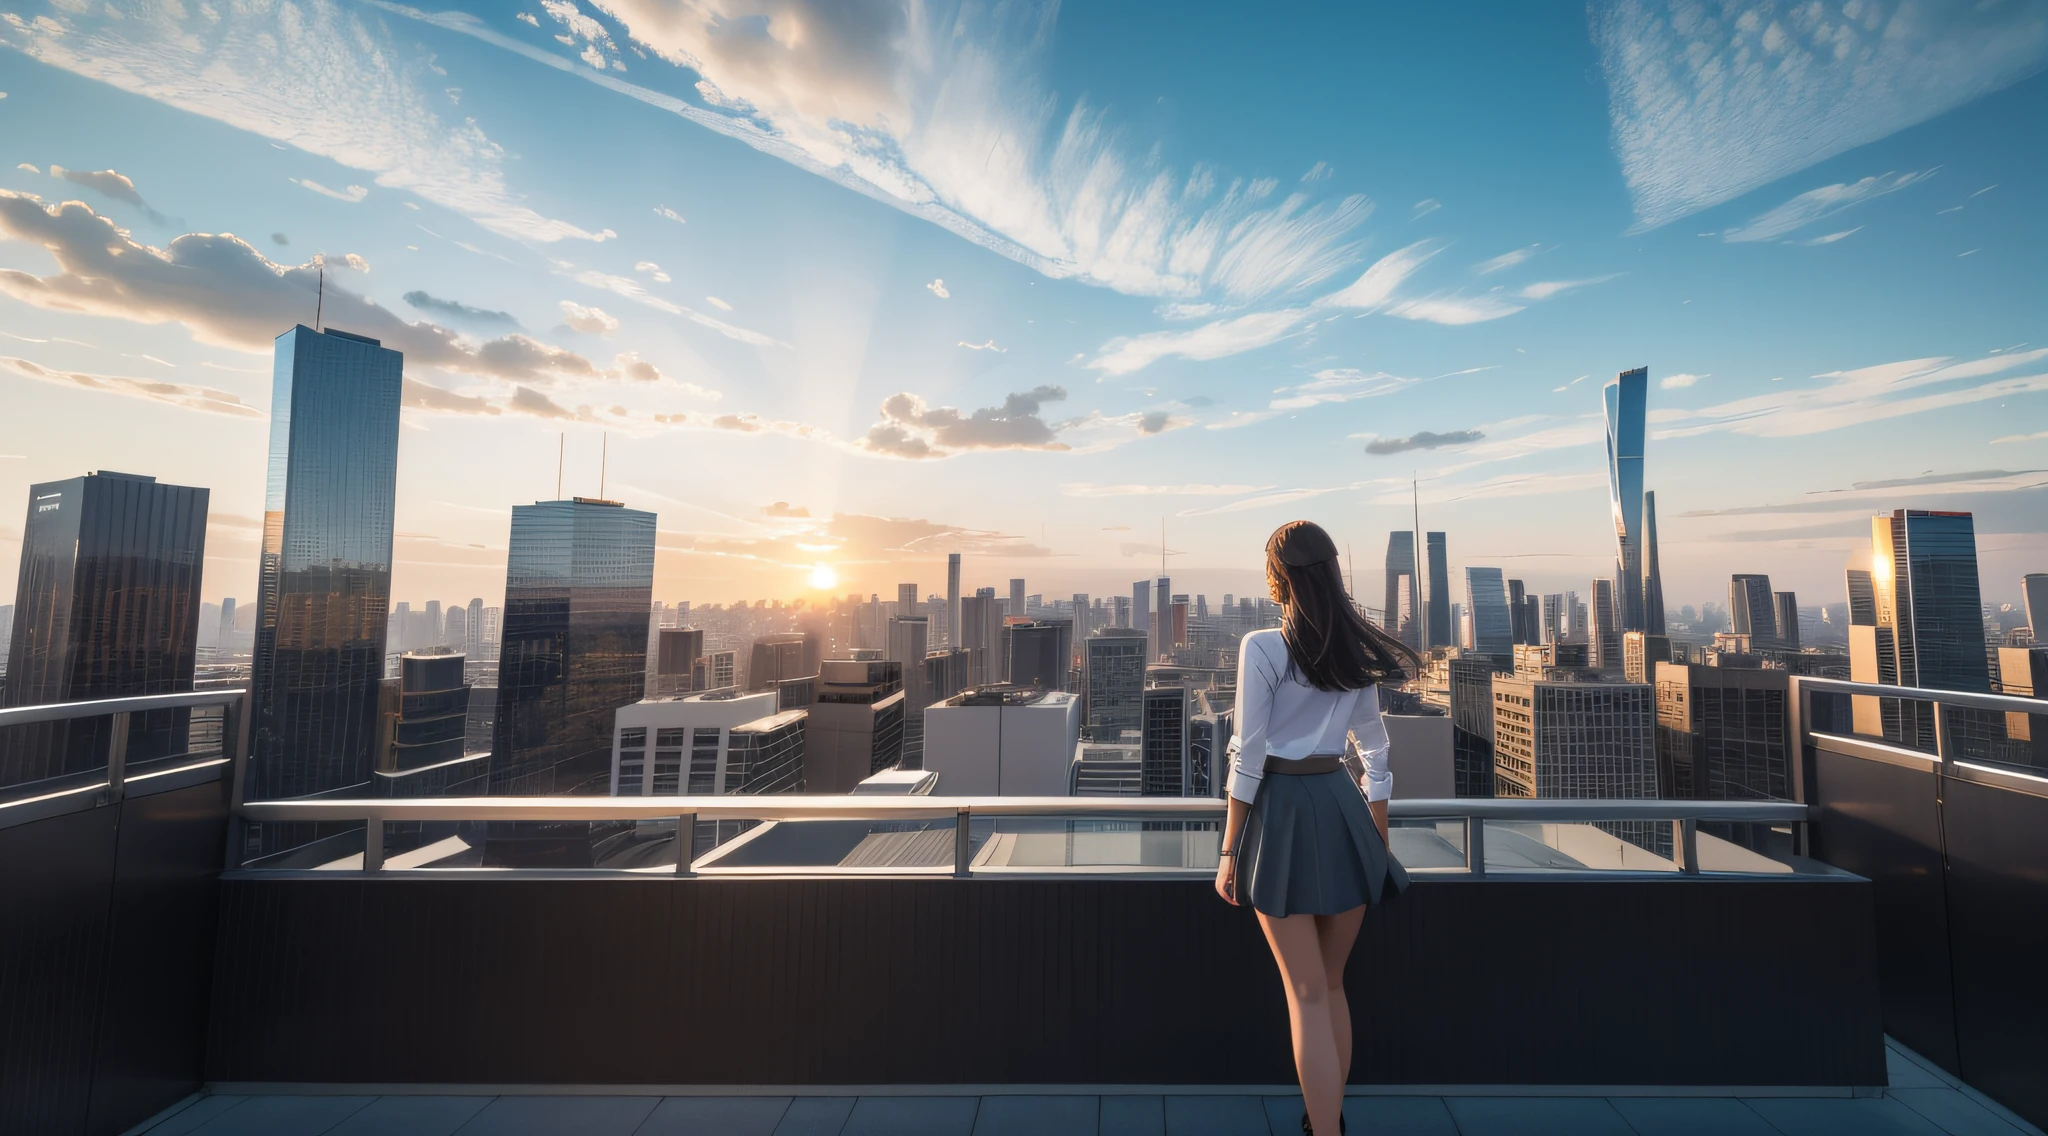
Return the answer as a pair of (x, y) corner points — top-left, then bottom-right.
(1218, 849), (1236, 857)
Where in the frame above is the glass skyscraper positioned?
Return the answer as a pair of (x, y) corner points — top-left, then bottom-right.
(1605, 367), (1649, 633)
(1083, 628), (1147, 743)
(490, 498), (657, 798)
(1463, 566), (1513, 657)
(1642, 490), (1666, 635)
(1425, 532), (1451, 649)
(2, 471), (208, 790)
(247, 326), (402, 804)
(1383, 531), (1417, 647)
(1849, 510), (1991, 751)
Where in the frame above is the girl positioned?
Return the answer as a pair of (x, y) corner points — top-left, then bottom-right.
(1215, 520), (1417, 1135)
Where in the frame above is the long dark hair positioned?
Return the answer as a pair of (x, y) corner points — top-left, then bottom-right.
(1266, 520), (1418, 691)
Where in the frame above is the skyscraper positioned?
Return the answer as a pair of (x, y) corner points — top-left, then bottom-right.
(2026, 574), (2048, 640)
(1425, 533), (1451, 649)
(1083, 628), (1147, 743)
(1642, 490), (1666, 635)
(1133, 580), (1154, 663)
(1492, 674), (1655, 801)
(1848, 511), (1991, 750)
(960, 590), (1001, 688)
(218, 597), (238, 655)
(1728, 575), (1778, 647)
(1774, 592), (1801, 651)
(1141, 685), (1191, 796)
(806, 659), (905, 791)
(1589, 578), (1621, 671)
(1448, 655), (1500, 798)
(1655, 663), (1791, 802)
(1155, 574), (1172, 659)
(1605, 366), (1649, 632)
(248, 325), (402, 805)
(887, 615), (931, 765)
(1007, 620), (1072, 692)
(1383, 532), (1417, 647)
(898, 582), (919, 614)
(946, 553), (962, 651)
(1009, 578), (1027, 618)
(2, 471), (208, 788)
(490, 497), (657, 803)
(1464, 567), (1513, 657)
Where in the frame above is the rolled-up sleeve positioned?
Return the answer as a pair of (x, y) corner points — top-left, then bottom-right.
(1350, 683), (1394, 803)
(1226, 636), (1275, 804)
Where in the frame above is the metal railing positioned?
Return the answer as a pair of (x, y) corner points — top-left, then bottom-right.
(0, 689), (249, 829)
(234, 793), (1808, 877)
(1790, 675), (2048, 795)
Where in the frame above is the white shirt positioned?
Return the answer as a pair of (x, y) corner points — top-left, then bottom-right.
(1225, 628), (1393, 805)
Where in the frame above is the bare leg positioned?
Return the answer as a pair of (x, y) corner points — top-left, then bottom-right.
(1259, 911), (1343, 1135)
(1315, 905), (1366, 1085)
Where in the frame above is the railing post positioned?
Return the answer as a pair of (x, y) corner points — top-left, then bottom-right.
(224, 691), (253, 870)
(1465, 815), (1486, 877)
(104, 711), (130, 804)
(362, 816), (384, 873)
(953, 806), (973, 878)
(1677, 818), (1699, 875)
(675, 812), (697, 877)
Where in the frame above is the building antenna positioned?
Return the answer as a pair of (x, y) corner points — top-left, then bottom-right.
(599, 432), (608, 500)
(1160, 516), (1167, 578)
(314, 255), (325, 332)
(556, 433), (565, 499)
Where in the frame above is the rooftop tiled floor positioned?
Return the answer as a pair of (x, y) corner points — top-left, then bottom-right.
(129, 1041), (2041, 1136)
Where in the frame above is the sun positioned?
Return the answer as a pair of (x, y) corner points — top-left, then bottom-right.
(808, 562), (838, 591)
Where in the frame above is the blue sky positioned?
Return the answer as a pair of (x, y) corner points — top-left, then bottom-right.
(1, 0), (2043, 613)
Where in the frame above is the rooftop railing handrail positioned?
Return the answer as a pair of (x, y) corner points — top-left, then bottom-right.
(235, 795), (1806, 824)
(1789, 675), (2043, 717)
(0, 688), (248, 727)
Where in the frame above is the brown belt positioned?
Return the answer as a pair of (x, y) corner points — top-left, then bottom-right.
(1264, 754), (1344, 776)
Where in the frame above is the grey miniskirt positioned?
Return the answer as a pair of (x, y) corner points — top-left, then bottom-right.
(1237, 758), (1409, 918)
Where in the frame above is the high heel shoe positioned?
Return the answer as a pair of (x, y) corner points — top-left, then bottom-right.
(1300, 1111), (1346, 1134)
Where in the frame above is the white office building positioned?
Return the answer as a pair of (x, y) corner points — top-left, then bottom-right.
(923, 688), (1081, 795)
(610, 689), (778, 796)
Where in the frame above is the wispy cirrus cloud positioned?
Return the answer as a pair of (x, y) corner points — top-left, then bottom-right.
(1653, 348), (2048, 440)
(1593, 0), (2047, 232)
(5, 0), (618, 243)
(1721, 170), (1936, 242)
(1089, 308), (1306, 378)
(1473, 244), (1542, 274)
(1517, 275), (1621, 301)
(1, 355), (265, 419)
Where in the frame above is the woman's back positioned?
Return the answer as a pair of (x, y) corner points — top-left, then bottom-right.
(1228, 628), (1392, 805)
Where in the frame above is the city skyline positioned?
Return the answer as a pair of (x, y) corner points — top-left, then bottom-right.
(1, 2), (2045, 613)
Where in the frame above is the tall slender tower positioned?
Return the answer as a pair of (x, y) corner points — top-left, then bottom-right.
(248, 325), (402, 804)
(945, 553), (962, 651)
(1425, 533), (1451, 649)
(1605, 367), (1649, 632)
(1642, 490), (1666, 635)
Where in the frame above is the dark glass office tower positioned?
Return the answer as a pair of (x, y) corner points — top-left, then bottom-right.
(491, 498), (657, 797)
(1141, 685), (1190, 796)
(1605, 367), (1648, 632)
(1728, 574), (1777, 646)
(1425, 532), (1451, 649)
(1464, 567), (1512, 656)
(1007, 620), (1072, 692)
(1851, 511), (1992, 751)
(1642, 490), (1666, 635)
(1083, 628), (1147, 742)
(248, 326), (402, 805)
(2, 472), (207, 790)
(1383, 531), (1417, 645)
(1449, 654), (1501, 797)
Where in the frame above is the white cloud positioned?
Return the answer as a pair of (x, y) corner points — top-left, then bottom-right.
(292, 178), (369, 203)
(1593, 1), (2046, 232)
(1991, 431), (2048, 445)
(1660, 372), (1706, 389)
(925, 278), (950, 299)
(1790, 227), (1862, 245)
(634, 260), (671, 282)
(1088, 308), (1305, 377)
(9, 0), (617, 243)
(1411, 199), (1441, 220)
(1060, 482), (1268, 498)
(389, 0), (1374, 303)
(654, 205), (686, 224)
(1314, 239), (1441, 310)
(704, 295), (732, 311)
(957, 340), (1007, 353)
(857, 385), (1071, 459)
(574, 270), (786, 347)
(1385, 294), (1524, 325)
(559, 300), (619, 335)
(1, 355), (266, 419)
(1722, 170), (1936, 242)
(1655, 349), (2048, 439)
(1473, 244), (1541, 275)
(1301, 162), (1332, 183)
(1517, 275), (1621, 301)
